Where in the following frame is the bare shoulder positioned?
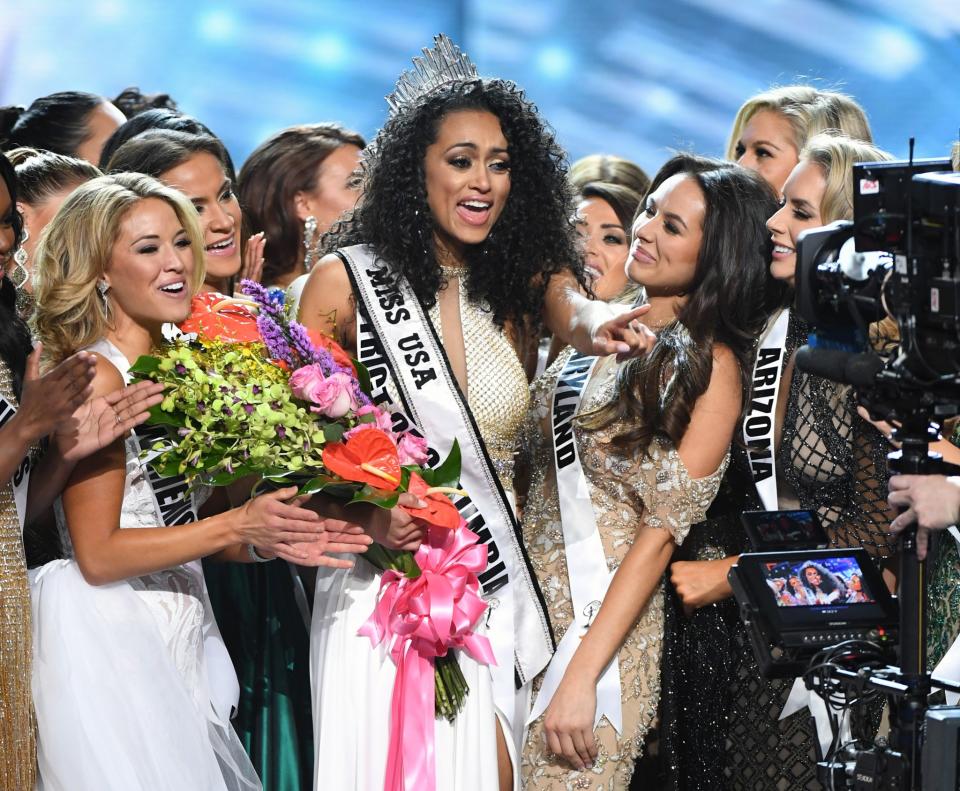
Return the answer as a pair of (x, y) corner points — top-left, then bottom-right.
(710, 343), (741, 383)
(88, 352), (126, 399)
(298, 253), (354, 341)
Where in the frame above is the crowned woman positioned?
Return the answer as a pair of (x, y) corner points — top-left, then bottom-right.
(298, 35), (650, 791)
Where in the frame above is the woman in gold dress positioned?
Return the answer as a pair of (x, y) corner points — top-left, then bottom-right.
(520, 155), (779, 789)
(297, 36), (650, 791)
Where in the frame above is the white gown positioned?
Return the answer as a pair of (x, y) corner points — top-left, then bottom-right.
(29, 339), (261, 791)
(311, 562), (500, 791)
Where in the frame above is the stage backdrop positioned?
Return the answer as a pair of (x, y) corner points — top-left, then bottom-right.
(3, 0), (958, 174)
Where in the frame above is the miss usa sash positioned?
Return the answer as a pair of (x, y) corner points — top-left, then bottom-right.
(744, 308), (790, 510)
(526, 351), (623, 733)
(0, 394), (31, 532)
(337, 245), (554, 728)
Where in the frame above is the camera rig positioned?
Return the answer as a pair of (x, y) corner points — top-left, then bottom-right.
(733, 144), (960, 789)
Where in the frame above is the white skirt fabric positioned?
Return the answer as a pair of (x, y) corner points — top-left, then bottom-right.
(30, 560), (260, 791)
(310, 560), (501, 791)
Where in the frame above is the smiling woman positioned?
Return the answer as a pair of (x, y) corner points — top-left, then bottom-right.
(105, 129), (242, 295)
(294, 33), (666, 791)
(27, 172), (364, 790)
(726, 85), (873, 195)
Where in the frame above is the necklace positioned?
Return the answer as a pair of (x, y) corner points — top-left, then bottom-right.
(439, 262), (468, 279)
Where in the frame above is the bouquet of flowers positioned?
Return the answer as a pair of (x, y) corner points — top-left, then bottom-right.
(130, 281), (492, 724)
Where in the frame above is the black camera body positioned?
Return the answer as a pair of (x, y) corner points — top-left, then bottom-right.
(757, 150), (960, 790)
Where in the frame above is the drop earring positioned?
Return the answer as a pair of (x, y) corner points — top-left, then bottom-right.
(97, 280), (110, 315)
(302, 215), (318, 272)
(11, 227), (29, 288)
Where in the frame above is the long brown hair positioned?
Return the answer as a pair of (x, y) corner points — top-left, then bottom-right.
(582, 155), (779, 454)
(238, 123), (365, 286)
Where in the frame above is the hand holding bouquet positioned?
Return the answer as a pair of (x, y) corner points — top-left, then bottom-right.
(130, 282), (491, 723)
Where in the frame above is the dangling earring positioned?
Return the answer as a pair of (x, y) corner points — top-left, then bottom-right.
(11, 229), (35, 318)
(302, 215), (318, 272)
(10, 227), (29, 289)
(97, 280), (110, 316)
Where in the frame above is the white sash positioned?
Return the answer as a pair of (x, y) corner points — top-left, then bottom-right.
(744, 308), (790, 511)
(750, 314), (850, 752)
(339, 244), (554, 733)
(88, 338), (240, 727)
(527, 351), (622, 732)
(0, 393), (31, 532)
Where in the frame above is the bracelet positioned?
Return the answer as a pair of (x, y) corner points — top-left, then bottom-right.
(246, 544), (274, 563)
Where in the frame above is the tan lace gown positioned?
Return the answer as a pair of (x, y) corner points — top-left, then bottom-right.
(520, 351), (728, 790)
(0, 359), (36, 791)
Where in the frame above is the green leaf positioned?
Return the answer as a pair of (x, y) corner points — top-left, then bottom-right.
(323, 422), (345, 443)
(146, 404), (186, 428)
(150, 455), (184, 478)
(129, 355), (162, 376)
(296, 474), (343, 495)
(353, 359), (372, 397)
(349, 485), (399, 510)
(420, 440), (461, 489)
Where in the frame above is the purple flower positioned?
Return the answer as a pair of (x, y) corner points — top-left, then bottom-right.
(241, 279), (284, 318)
(288, 319), (321, 368)
(277, 426), (287, 439)
(257, 314), (293, 365)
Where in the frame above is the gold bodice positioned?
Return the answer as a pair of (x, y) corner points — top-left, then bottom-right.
(0, 359), (37, 790)
(429, 271), (529, 488)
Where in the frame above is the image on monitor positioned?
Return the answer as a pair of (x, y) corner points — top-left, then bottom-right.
(761, 555), (876, 608)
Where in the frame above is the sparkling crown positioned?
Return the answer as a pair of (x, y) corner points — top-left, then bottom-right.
(385, 34), (479, 115)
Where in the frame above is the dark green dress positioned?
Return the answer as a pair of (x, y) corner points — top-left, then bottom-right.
(203, 559), (314, 791)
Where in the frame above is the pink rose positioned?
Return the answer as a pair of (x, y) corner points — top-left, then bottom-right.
(356, 404), (395, 433)
(290, 365), (358, 418)
(397, 433), (429, 466)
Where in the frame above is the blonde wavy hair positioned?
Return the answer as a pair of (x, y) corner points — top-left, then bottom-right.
(726, 85), (873, 161)
(800, 133), (897, 350)
(32, 172), (205, 366)
(800, 132), (893, 224)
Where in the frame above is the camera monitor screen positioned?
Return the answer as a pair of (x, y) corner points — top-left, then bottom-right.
(761, 555), (876, 608)
(741, 509), (828, 551)
(732, 548), (897, 631)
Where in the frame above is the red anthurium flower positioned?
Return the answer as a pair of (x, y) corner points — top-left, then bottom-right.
(179, 293), (261, 343)
(322, 428), (401, 491)
(400, 471), (462, 529)
(306, 327), (356, 375)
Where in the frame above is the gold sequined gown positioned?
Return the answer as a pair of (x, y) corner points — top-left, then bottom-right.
(309, 269), (529, 791)
(0, 359), (36, 791)
(520, 350), (728, 790)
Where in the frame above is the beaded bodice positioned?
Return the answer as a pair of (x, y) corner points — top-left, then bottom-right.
(0, 357), (37, 790)
(428, 269), (529, 487)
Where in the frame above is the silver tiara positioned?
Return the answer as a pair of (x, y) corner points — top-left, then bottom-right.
(385, 34), (479, 116)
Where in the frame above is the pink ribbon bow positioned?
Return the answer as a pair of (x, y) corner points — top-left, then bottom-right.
(359, 523), (496, 791)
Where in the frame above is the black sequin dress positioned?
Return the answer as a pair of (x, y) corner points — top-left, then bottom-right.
(656, 313), (897, 791)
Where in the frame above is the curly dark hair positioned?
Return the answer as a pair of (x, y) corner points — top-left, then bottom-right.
(323, 78), (584, 330)
(0, 151), (31, 398)
(799, 561), (846, 597)
(582, 154), (779, 454)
